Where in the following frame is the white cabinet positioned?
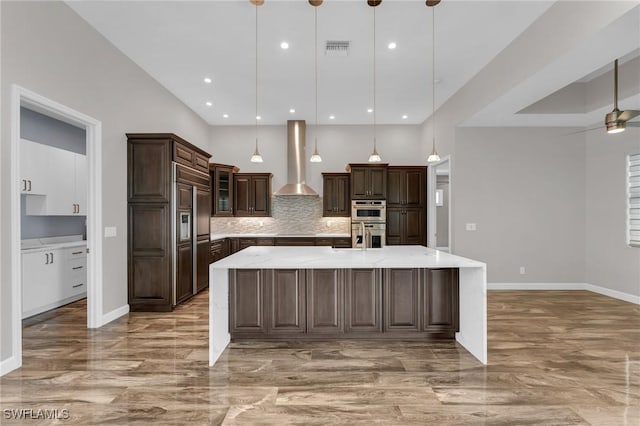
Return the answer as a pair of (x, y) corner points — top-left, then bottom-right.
(20, 139), (52, 195)
(21, 138), (87, 216)
(22, 244), (87, 319)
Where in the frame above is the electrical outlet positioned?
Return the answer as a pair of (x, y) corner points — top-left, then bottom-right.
(519, 266), (526, 275)
(465, 223), (477, 231)
(104, 226), (117, 238)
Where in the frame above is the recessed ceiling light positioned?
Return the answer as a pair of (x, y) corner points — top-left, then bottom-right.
(280, 41), (289, 50)
(289, 108), (295, 113)
(203, 77), (212, 84)
(402, 114), (408, 120)
(367, 108), (373, 113)
(223, 113), (229, 118)
(256, 115), (262, 120)
(205, 101), (212, 107)
(388, 42), (397, 50)
(329, 115), (335, 120)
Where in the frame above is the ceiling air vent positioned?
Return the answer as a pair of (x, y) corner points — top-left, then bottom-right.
(325, 40), (350, 57)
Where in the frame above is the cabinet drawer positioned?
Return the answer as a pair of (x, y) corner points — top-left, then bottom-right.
(194, 153), (209, 173)
(173, 142), (195, 167)
(66, 246), (87, 260)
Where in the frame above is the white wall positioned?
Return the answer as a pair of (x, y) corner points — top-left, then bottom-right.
(453, 127), (586, 284)
(1, 1), (211, 363)
(586, 129), (640, 296)
(210, 123), (425, 196)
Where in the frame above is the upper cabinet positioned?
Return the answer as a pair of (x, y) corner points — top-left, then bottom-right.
(322, 173), (350, 217)
(210, 163), (238, 217)
(173, 140), (209, 174)
(21, 139), (87, 216)
(234, 173), (272, 217)
(386, 166), (427, 246)
(387, 167), (426, 208)
(347, 164), (388, 199)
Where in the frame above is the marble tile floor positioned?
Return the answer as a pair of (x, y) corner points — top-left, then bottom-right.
(0, 290), (638, 425)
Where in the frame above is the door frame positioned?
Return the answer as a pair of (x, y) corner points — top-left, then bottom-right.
(5, 85), (103, 375)
(428, 156), (451, 252)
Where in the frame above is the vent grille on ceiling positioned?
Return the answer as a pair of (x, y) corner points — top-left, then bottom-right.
(325, 40), (350, 57)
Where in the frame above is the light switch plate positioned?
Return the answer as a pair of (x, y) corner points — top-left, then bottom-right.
(104, 226), (117, 238)
(465, 223), (477, 231)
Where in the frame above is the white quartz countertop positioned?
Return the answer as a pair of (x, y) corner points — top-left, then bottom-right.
(210, 233), (351, 240)
(210, 245), (485, 269)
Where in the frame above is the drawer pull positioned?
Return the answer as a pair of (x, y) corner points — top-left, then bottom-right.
(72, 251), (84, 255)
(72, 266), (84, 270)
(72, 283), (84, 288)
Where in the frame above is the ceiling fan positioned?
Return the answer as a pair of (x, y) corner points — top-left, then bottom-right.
(604, 59), (639, 133)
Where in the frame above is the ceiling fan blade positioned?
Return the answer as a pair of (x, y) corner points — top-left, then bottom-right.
(564, 126), (603, 135)
(627, 122), (640, 128)
(618, 110), (640, 122)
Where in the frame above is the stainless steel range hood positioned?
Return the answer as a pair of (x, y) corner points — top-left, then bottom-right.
(274, 120), (319, 196)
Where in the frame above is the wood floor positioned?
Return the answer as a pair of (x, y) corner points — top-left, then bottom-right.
(1, 290), (638, 425)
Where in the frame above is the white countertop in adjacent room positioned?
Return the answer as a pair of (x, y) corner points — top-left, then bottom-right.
(210, 245), (485, 270)
(21, 235), (86, 253)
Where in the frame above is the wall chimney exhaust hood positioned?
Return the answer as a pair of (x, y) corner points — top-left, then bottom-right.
(274, 120), (319, 196)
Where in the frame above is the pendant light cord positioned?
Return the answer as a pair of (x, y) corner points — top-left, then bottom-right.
(373, 6), (377, 150)
(314, 6), (318, 151)
(255, 3), (259, 146)
(431, 6), (436, 152)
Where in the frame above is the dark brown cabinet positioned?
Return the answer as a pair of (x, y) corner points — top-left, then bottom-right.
(322, 173), (350, 216)
(267, 269), (306, 335)
(347, 164), (388, 199)
(345, 269), (381, 333)
(234, 173), (272, 217)
(229, 269), (266, 335)
(387, 208), (426, 245)
(306, 269), (344, 334)
(127, 133), (211, 312)
(229, 267), (459, 340)
(423, 269), (459, 332)
(383, 268), (420, 332)
(275, 238), (315, 246)
(386, 167), (427, 246)
(210, 163), (238, 217)
(210, 238), (230, 263)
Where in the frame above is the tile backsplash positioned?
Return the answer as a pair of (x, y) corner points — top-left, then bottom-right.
(210, 196), (350, 235)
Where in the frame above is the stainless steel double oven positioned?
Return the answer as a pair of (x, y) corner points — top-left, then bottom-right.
(351, 200), (386, 248)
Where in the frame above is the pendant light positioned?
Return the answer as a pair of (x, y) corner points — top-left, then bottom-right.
(426, 2), (441, 163)
(250, 0), (264, 163)
(368, 0), (382, 163)
(309, 0), (323, 162)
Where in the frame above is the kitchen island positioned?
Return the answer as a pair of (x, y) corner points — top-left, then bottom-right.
(209, 245), (487, 365)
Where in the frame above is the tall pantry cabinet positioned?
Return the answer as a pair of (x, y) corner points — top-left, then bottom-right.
(127, 133), (212, 312)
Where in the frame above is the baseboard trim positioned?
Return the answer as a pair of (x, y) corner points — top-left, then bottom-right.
(585, 284), (640, 305)
(100, 304), (130, 327)
(488, 282), (639, 304)
(0, 356), (21, 376)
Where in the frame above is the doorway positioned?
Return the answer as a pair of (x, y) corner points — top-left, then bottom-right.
(428, 157), (451, 252)
(5, 85), (103, 375)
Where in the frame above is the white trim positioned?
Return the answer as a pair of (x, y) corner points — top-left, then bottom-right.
(0, 356), (20, 376)
(100, 304), (130, 325)
(428, 156), (452, 251)
(6, 85), (104, 376)
(488, 282), (640, 304)
(585, 283), (640, 305)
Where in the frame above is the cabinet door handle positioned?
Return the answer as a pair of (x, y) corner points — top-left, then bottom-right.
(72, 251), (83, 255)
(45, 253), (49, 264)
(74, 204), (77, 213)
(50, 252), (54, 263)
(21, 180), (26, 191)
(72, 266), (84, 270)
(27, 180), (32, 192)
(72, 283), (84, 288)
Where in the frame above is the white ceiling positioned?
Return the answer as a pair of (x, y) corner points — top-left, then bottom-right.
(67, 1), (639, 128)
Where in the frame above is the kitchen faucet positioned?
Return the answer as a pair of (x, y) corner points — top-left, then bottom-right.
(360, 221), (367, 251)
